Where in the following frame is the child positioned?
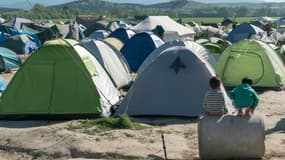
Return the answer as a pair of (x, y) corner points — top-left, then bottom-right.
(203, 76), (226, 116)
(229, 77), (259, 116)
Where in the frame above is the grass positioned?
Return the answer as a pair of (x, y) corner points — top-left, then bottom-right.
(67, 114), (148, 135)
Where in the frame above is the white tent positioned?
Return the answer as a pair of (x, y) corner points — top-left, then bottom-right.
(134, 16), (195, 41)
(73, 44), (120, 116)
(81, 39), (132, 88)
(0, 18), (5, 24)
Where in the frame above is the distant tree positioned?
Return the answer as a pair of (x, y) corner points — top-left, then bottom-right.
(217, 7), (230, 17)
(237, 7), (249, 17)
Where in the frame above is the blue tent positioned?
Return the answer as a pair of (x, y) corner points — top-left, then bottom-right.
(0, 34), (39, 55)
(9, 28), (41, 47)
(0, 32), (9, 42)
(0, 75), (7, 92)
(88, 30), (110, 40)
(0, 47), (22, 72)
(227, 23), (264, 43)
(109, 28), (136, 44)
(120, 32), (164, 72)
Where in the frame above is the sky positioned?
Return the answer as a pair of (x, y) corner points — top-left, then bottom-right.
(1, 0), (285, 9)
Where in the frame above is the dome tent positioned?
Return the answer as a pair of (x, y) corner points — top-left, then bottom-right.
(227, 23), (264, 43)
(196, 37), (231, 61)
(108, 28), (135, 44)
(116, 46), (234, 117)
(0, 39), (119, 117)
(137, 40), (216, 76)
(104, 37), (124, 51)
(80, 39), (131, 88)
(120, 32), (164, 72)
(216, 39), (285, 88)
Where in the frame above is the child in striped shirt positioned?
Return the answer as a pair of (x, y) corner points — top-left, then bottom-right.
(203, 76), (226, 116)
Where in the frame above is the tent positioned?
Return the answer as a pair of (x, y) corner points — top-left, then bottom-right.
(216, 39), (285, 88)
(104, 37), (124, 51)
(196, 37), (231, 60)
(0, 47), (22, 72)
(80, 39), (131, 88)
(36, 25), (62, 44)
(116, 46), (233, 117)
(88, 30), (110, 40)
(83, 20), (109, 37)
(134, 16), (195, 41)
(0, 75), (7, 92)
(108, 28), (135, 44)
(227, 23), (264, 43)
(0, 17), (34, 31)
(120, 32), (164, 72)
(0, 32), (9, 42)
(270, 44), (285, 64)
(106, 21), (120, 32)
(0, 39), (120, 116)
(0, 34), (39, 54)
(0, 18), (4, 24)
(76, 15), (101, 28)
(137, 40), (216, 76)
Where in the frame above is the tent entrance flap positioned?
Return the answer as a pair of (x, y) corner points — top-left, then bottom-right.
(222, 49), (264, 85)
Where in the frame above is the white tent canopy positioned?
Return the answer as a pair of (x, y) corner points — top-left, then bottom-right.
(74, 45), (120, 116)
(134, 16), (195, 41)
(80, 39), (132, 88)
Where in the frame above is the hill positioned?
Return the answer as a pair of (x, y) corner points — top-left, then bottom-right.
(0, 8), (21, 12)
(211, 2), (285, 9)
(53, 0), (208, 11)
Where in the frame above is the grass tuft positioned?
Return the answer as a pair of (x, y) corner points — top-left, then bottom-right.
(67, 114), (147, 135)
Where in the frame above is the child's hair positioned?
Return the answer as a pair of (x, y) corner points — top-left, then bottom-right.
(209, 76), (221, 89)
(242, 77), (253, 85)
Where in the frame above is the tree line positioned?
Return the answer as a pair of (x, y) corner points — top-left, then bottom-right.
(0, 3), (283, 21)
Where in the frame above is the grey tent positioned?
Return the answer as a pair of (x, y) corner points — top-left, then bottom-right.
(1, 18), (34, 30)
(83, 20), (109, 37)
(80, 39), (131, 88)
(137, 40), (216, 76)
(116, 46), (233, 117)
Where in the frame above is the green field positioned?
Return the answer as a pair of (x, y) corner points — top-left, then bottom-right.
(182, 17), (257, 24)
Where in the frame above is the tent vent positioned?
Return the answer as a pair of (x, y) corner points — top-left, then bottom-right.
(170, 56), (186, 74)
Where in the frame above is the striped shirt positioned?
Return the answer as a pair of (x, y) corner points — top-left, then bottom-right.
(203, 90), (225, 116)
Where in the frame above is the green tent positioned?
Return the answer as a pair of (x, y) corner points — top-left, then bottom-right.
(279, 45), (285, 63)
(196, 37), (231, 61)
(267, 44), (285, 64)
(0, 39), (119, 116)
(216, 39), (285, 88)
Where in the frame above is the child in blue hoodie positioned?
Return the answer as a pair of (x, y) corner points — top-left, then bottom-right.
(229, 77), (259, 115)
